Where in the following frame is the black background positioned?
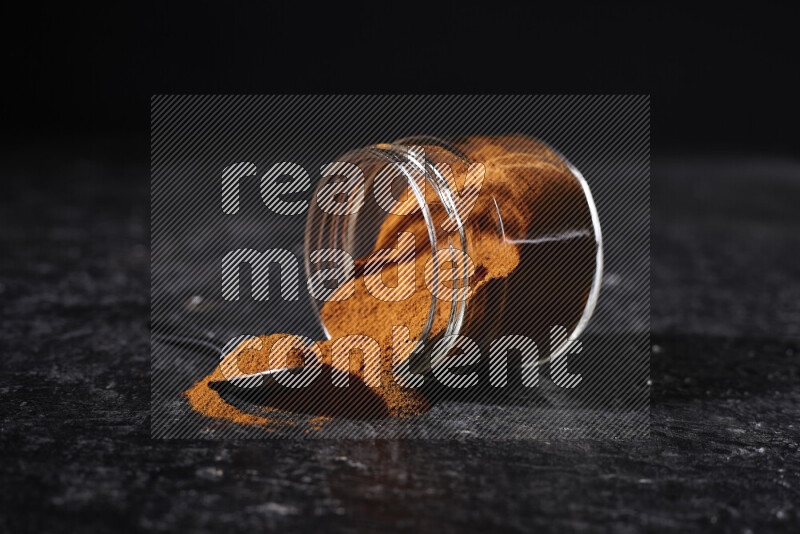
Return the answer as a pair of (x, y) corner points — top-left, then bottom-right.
(5, 3), (798, 154)
(2, 3), (800, 533)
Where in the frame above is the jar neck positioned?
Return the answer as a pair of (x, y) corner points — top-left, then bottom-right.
(363, 138), (473, 347)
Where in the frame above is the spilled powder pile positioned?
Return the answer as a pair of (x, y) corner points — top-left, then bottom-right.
(183, 135), (587, 428)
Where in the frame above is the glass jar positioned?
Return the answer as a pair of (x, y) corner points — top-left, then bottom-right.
(304, 134), (602, 372)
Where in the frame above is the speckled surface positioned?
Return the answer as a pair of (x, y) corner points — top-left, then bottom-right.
(1, 141), (798, 532)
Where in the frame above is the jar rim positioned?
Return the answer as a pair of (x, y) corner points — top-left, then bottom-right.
(303, 137), (472, 350)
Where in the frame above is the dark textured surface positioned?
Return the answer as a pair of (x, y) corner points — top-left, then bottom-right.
(1, 141), (799, 532)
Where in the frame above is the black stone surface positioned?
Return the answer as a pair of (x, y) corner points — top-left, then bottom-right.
(1, 140), (798, 532)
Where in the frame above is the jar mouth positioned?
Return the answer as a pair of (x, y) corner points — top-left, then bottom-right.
(303, 136), (472, 349)
(390, 136), (473, 346)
